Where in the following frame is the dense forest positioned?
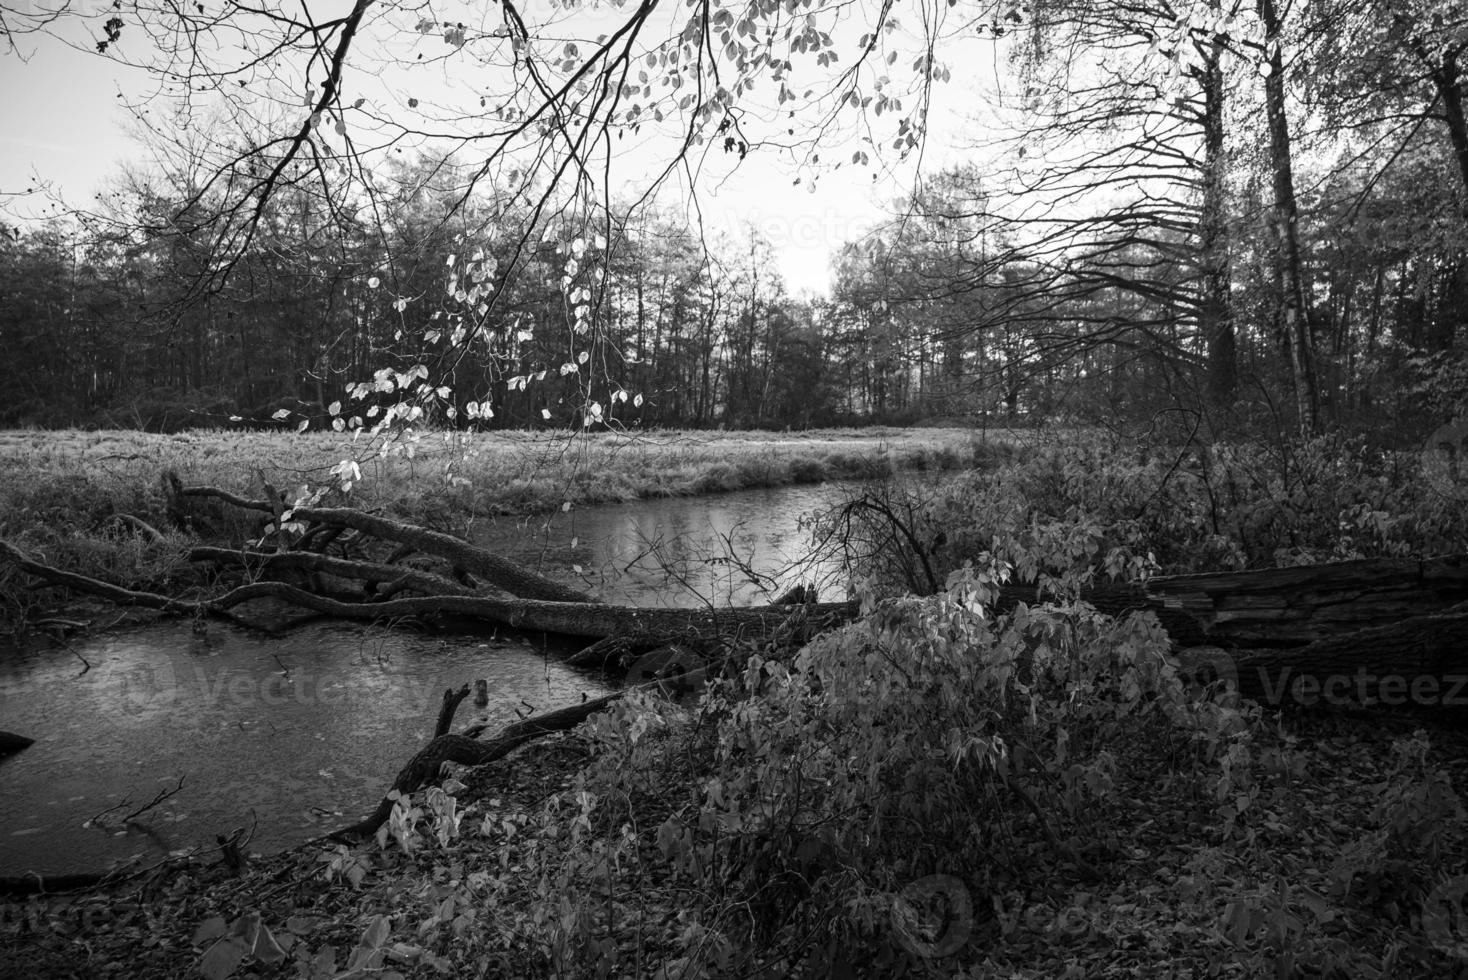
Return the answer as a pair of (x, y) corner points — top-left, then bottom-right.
(1, 0), (1464, 439)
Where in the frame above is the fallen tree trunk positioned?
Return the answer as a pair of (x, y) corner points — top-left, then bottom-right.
(1146, 553), (1468, 647)
(993, 553), (1468, 651)
(173, 483), (592, 604)
(1177, 608), (1468, 709)
(565, 634), (664, 669)
(994, 584), (1211, 647)
(187, 546), (494, 599)
(1, 539), (856, 640)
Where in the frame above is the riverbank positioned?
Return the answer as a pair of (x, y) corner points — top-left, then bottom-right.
(0, 424), (985, 520)
(4, 696), (1467, 979)
(0, 426), (994, 633)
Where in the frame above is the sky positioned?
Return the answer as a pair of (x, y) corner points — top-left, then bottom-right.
(0, 7), (992, 297)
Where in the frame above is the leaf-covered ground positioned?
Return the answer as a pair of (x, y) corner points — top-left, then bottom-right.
(4, 703), (1467, 980)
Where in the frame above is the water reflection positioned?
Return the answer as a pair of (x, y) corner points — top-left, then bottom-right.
(473, 482), (847, 606)
(0, 623), (600, 876)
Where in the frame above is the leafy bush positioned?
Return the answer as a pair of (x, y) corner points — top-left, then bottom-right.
(525, 563), (1261, 975)
(786, 454), (829, 483)
(820, 430), (1468, 599)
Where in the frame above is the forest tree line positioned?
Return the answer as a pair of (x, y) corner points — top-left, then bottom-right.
(0, 0), (1465, 438)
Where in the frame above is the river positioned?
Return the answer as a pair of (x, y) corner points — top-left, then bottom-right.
(0, 480), (850, 876)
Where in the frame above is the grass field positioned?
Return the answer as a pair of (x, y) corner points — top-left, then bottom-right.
(0, 425), (998, 538)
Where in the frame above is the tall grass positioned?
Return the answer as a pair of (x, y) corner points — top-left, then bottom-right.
(0, 427), (993, 621)
(0, 426), (984, 526)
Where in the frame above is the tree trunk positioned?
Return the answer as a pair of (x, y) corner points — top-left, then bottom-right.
(1422, 46), (1468, 214)
(1198, 36), (1236, 408)
(1258, 0), (1320, 435)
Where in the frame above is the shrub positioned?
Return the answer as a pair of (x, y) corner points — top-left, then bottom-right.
(688, 462), (744, 494)
(816, 431), (1468, 599)
(547, 562), (1260, 974)
(786, 455), (828, 483)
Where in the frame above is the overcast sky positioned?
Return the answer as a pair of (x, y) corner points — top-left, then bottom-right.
(0, 10), (995, 296)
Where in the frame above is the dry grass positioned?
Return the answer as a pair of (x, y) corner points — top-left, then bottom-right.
(0, 426), (993, 528)
(0, 427), (1010, 613)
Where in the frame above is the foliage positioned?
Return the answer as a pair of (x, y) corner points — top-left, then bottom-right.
(177, 555), (1458, 979)
(820, 429), (1468, 600)
(4, 461), (1467, 976)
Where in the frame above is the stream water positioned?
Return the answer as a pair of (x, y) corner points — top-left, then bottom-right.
(0, 481), (850, 876)
(471, 481), (847, 607)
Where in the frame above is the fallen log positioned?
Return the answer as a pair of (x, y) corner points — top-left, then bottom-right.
(1182, 608), (1468, 709)
(202, 584), (854, 641)
(0, 855), (200, 898)
(1146, 553), (1468, 647)
(0, 539), (857, 641)
(993, 554), (1468, 651)
(565, 634), (664, 669)
(187, 546), (495, 599)
(174, 484), (591, 604)
(994, 584), (1210, 647)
